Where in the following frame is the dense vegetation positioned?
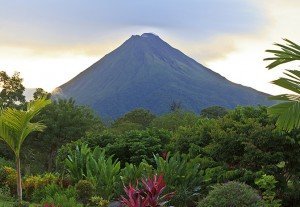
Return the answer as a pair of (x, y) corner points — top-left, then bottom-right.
(0, 39), (299, 207)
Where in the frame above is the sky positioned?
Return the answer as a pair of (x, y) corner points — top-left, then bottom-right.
(0, 0), (299, 94)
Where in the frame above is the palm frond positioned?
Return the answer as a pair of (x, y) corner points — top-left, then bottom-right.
(264, 39), (300, 69)
(268, 102), (300, 132)
(0, 98), (51, 155)
(269, 94), (300, 102)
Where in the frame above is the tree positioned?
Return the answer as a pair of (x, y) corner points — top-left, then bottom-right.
(112, 108), (155, 130)
(0, 98), (51, 202)
(150, 111), (198, 131)
(200, 106), (228, 119)
(33, 88), (51, 100)
(264, 39), (300, 131)
(169, 100), (182, 112)
(0, 71), (26, 108)
(26, 98), (103, 171)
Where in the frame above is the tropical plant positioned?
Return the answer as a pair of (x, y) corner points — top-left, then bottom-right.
(264, 39), (300, 131)
(65, 144), (91, 182)
(121, 174), (174, 207)
(42, 193), (82, 207)
(90, 196), (110, 207)
(197, 181), (261, 207)
(32, 183), (77, 204)
(23, 173), (58, 200)
(75, 180), (96, 205)
(86, 148), (121, 200)
(119, 162), (153, 188)
(255, 174), (281, 207)
(153, 153), (203, 206)
(65, 144), (121, 200)
(0, 98), (51, 202)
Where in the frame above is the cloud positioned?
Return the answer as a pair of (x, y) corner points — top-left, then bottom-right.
(0, 0), (263, 49)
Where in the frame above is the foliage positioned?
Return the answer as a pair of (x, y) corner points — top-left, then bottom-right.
(170, 106), (300, 205)
(32, 183), (76, 204)
(255, 174), (281, 207)
(25, 98), (103, 172)
(264, 39), (300, 132)
(33, 88), (51, 100)
(0, 157), (14, 168)
(65, 145), (121, 200)
(0, 186), (14, 202)
(0, 166), (17, 194)
(150, 111), (198, 131)
(0, 97), (51, 202)
(90, 196), (110, 207)
(65, 144), (91, 181)
(42, 194), (82, 207)
(119, 162), (153, 188)
(112, 108), (156, 130)
(197, 181), (261, 207)
(153, 153), (203, 207)
(75, 180), (96, 205)
(200, 106), (228, 119)
(0, 71), (25, 109)
(121, 175), (174, 207)
(23, 173), (58, 200)
(106, 129), (170, 165)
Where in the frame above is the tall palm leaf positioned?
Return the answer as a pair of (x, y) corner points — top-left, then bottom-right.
(0, 98), (51, 202)
(264, 39), (300, 131)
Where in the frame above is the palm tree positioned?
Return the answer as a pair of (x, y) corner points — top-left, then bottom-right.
(0, 98), (51, 202)
(264, 39), (300, 132)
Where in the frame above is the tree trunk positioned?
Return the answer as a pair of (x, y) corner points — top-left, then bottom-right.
(16, 155), (22, 203)
(48, 144), (57, 171)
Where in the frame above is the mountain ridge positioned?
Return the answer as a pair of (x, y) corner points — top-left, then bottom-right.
(54, 33), (272, 118)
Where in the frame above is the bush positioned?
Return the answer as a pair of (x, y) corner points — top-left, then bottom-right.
(106, 129), (170, 165)
(153, 153), (203, 207)
(75, 180), (96, 205)
(23, 173), (58, 200)
(198, 181), (261, 207)
(32, 183), (76, 203)
(65, 145), (121, 200)
(121, 174), (174, 207)
(12, 201), (30, 207)
(119, 162), (153, 187)
(0, 186), (14, 202)
(255, 174), (281, 207)
(0, 166), (17, 195)
(42, 193), (82, 207)
(90, 196), (110, 207)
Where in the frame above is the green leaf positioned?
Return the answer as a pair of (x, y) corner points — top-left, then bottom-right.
(268, 101), (300, 132)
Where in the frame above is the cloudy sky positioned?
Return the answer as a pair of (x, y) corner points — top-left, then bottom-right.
(0, 0), (299, 94)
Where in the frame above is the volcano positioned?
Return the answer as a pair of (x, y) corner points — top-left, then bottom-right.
(54, 33), (272, 118)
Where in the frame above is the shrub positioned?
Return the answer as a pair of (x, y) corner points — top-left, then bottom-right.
(0, 186), (14, 202)
(198, 181), (261, 207)
(42, 193), (82, 207)
(23, 173), (58, 200)
(106, 129), (170, 165)
(121, 174), (174, 207)
(153, 153), (203, 206)
(90, 196), (110, 207)
(255, 174), (281, 207)
(12, 200), (30, 207)
(32, 183), (76, 203)
(65, 145), (121, 200)
(75, 180), (96, 205)
(119, 162), (153, 188)
(0, 166), (17, 195)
